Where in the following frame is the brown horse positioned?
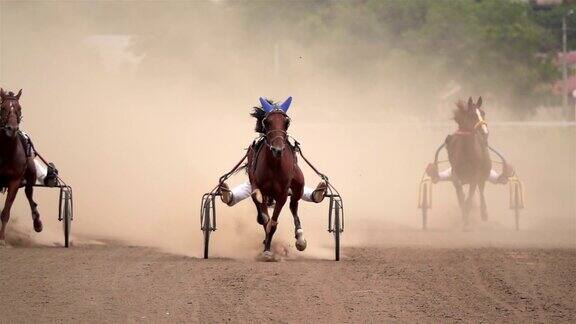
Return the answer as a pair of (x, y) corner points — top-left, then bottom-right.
(248, 97), (306, 259)
(0, 88), (42, 246)
(446, 97), (491, 225)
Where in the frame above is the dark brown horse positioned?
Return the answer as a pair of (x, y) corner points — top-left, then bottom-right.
(446, 97), (491, 225)
(0, 88), (42, 246)
(248, 97), (306, 260)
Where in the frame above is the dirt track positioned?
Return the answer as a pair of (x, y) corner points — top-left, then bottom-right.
(1, 245), (574, 323)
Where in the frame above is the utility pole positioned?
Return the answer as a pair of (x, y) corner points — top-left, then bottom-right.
(562, 9), (575, 120)
(562, 12), (568, 116)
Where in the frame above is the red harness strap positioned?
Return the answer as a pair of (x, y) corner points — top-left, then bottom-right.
(455, 129), (473, 135)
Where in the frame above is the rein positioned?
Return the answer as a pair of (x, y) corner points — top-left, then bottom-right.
(292, 139), (328, 183)
(292, 138), (343, 200)
(218, 151), (249, 186)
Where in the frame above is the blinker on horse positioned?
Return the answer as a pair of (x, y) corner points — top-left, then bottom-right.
(259, 97), (292, 158)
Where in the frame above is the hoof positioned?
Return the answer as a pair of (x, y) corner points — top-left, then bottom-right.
(295, 238), (307, 251)
(261, 251), (274, 261)
(33, 218), (43, 233)
(0, 239), (6, 247)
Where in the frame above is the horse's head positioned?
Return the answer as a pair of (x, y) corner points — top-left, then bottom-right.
(0, 88), (23, 139)
(454, 96), (488, 139)
(259, 97), (292, 158)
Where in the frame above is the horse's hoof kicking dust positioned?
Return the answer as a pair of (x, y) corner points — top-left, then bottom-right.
(296, 238), (307, 251)
(260, 251), (276, 262)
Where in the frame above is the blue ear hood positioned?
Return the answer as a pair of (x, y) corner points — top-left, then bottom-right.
(259, 97), (274, 113)
(280, 96), (292, 112)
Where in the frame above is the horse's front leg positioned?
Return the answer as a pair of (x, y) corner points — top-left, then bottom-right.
(263, 195), (287, 256)
(0, 180), (21, 245)
(464, 183), (478, 225)
(451, 179), (466, 223)
(25, 184), (42, 232)
(251, 195), (269, 229)
(25, 159), (42, 232)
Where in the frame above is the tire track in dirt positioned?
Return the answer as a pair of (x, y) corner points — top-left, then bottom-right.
(1, 245), (575, 323)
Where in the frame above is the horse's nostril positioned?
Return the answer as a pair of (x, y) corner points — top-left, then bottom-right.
(271, 146), (283, 156)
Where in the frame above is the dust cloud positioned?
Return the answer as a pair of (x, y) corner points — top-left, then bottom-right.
(0, 1), (573, 258)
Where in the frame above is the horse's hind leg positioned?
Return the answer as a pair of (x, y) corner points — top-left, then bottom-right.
(290, 167), (306, 251)
(25, 160), (42, 232)
(0, 180), (20, 245)
(290, 197), (306, 251)
(478, 181), (488, 221)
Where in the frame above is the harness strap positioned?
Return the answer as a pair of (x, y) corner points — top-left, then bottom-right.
(488, 145), (507, 165)
(250, 138), (265, 175)
(434, 141), (447, 164)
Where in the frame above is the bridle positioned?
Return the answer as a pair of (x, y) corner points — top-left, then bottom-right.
(473, 107), (488, 134)
(0, 98), (22, 130)
(456, 108), (488, 136)
(261, 109), (290, 150)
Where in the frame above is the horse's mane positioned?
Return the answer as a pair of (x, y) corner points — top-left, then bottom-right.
(250, 99), (275, 133)
(453, 100), (468, 127)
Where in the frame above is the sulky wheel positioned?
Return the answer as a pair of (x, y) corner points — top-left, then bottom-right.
(334, 200), (341, 261)
(63, 190), (72, 248)
(203, 201), (211, 259)
(421, 183), (429, 230)
(514, 184), (520, 231)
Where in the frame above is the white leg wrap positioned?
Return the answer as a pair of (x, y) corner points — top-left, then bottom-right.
(301, 186), (314, 202)
(34, 158), (48, 185)
(438, 167), (452, 181)
(230, 181), (253, 206)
